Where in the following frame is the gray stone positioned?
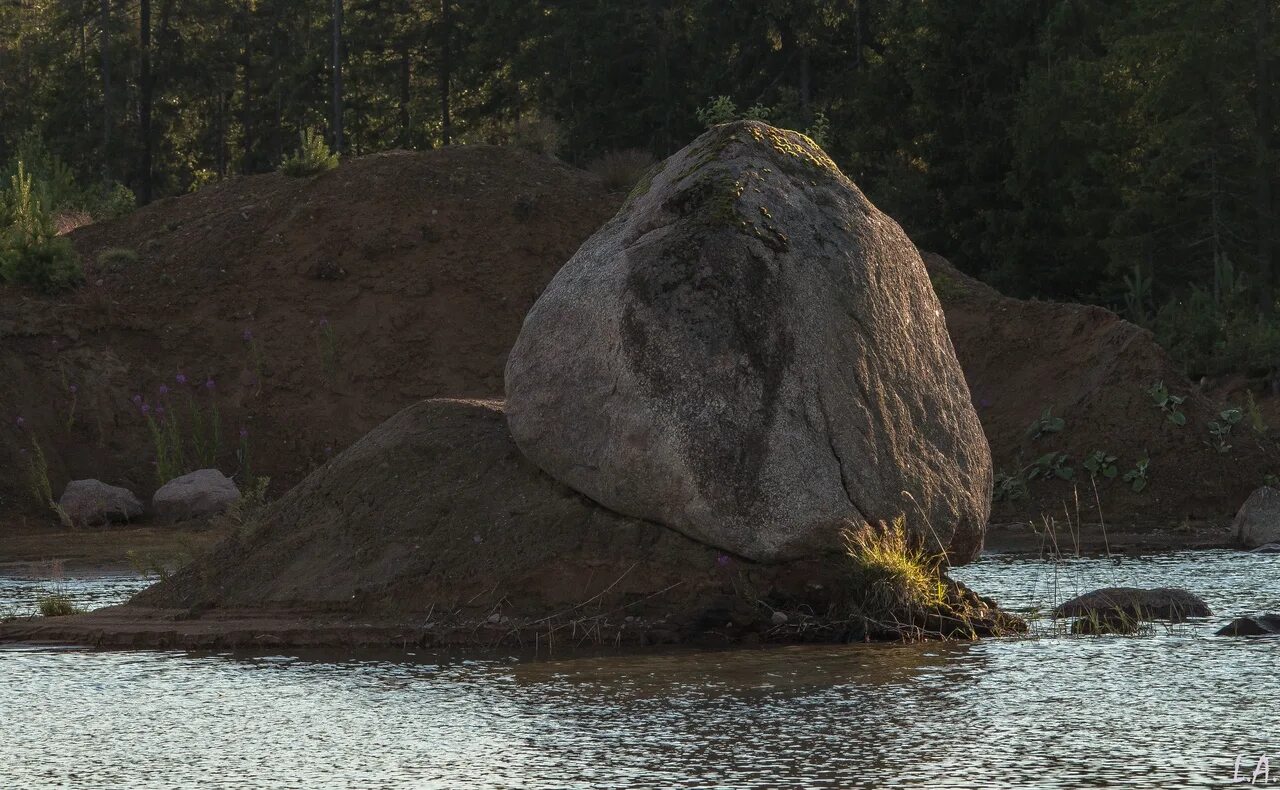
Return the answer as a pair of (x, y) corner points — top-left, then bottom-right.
(504, 121), (990, 563)
(58, 479), (144, 526)
(152, 469), (240, 522)
(1216, 614), (1280, 636)
(770, 611), (789, 626)
(1234, 487), (1280, 549)
(1053, 587), (1212, 622)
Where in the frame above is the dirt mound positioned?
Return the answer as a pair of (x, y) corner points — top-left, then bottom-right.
(0, 147), (622, 519)
(130, 399), (856, 644)
(925, 254), (1280, 527)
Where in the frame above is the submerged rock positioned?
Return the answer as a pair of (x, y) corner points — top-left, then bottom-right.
(1234, 487), (1280, 549)
(1216, 614), (1280, 636)
(152, 469), (240, 522)
(1054, 587), (1211, 622)
(1250, 543), (1280, 554)
(505, 121), (990, 563)
(58, 479), (144, 526)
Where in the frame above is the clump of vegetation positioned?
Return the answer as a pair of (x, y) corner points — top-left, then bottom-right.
(1082, 450), (1119, 479)
(1246, 392), (1268, 435)
(511, 114), (562, 157)
(280, 128), (339, 177)
(139, 374), (224, 484)
(1025, 407), (1065, 440)
(0, 161), (83, 294)
(1028, 452), (1074, 481)
(37, 593), (79, 617)
(97, 246), (139, 270)
(993, 468), (1029, 503)
(838, 518), (1023, 640)
(588, 149), (657, 192)
(1206, 408), (1243, 454)
(317, 317), (339, 383)
(1123, 454), (1151, 492)
(222, 475), (271, 541)
(20, 431), (71, 525)
(1148, 381), (1187, 425)
(843, 518), (945, 623)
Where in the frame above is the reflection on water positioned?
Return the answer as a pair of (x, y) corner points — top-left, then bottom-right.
(1, 550), (1278, 788)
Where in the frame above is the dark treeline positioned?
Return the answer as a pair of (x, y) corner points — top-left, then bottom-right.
(3, 1), (1279, 375)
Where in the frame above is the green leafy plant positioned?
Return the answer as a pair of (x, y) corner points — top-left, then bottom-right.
(1082, 450), (1119, 479)
(805, 111), (832, 149)
(1123, 454), (1150, 493)
(695, 96), (772, 127)
(280, 128), (339, 177)
(1148, 381), (1187, 426)
(1026, 407), (1066, 440)
(1028, 452), (1074, 481)
(993, 469), (1029, 503)
(1123, 264), (1153, 327)
(1206, 408), (1243, 454)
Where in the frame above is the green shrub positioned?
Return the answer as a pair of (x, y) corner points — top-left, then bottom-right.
(695, 96), (772, 128)
(280, 128), (339, 177)
(93, 182), (136, 219)
(1154, 286), (1280, 379)
(0, 162), (84, 294)
(587, 149), (657, 192)
(843, 517), (946, 615)
(97, 246), (139, 269)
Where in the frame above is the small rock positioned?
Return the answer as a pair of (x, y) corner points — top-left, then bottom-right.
(1054, 587), (1211, 622)
(59, 479), (144, 526)
(486, 613), (503, 625)
(152, 469), (240, 522)
(1233, 487), (1280, 548)
(770, 611), (789, 626)
(1216, 614), (1280, 637)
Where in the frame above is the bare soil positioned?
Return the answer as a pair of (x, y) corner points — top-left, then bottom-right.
(1, 146), (619, 524)
(925, 254), (1280, 531)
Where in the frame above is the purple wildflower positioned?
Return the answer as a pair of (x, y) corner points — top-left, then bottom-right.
(242, 328), (254, 342)
(318, 317), (330, 329)
(158, 384), (169, 396)
(156, 405), (165, 417)
(176, 373), (187, 385)
(131, 394), (143, 406)
(68, 384), (77, 395)
(239, 427), (249, 440)
(205, 377), (216, 391)
(15, 416), (25, 429)
(716, 554), (731, 568)
(141, 403), (151, 415)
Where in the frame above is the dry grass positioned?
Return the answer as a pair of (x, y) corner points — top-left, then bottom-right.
(588, 149), (657, 192)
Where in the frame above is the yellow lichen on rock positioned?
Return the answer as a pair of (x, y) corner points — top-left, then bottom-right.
(746, 123), (841, 175)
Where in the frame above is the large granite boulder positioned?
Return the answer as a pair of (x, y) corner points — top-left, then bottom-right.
(152, 469), (240, 522)
(505, 121), (991, 563)
(59, 479), (144, 526)
(1233, 487), (1280, 548)
(1054, 587), (1212, 622)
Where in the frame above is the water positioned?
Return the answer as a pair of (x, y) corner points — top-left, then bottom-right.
(1, 550), (1278, 788)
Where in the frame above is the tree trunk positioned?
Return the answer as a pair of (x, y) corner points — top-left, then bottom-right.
(439, 0), (452, 146)
(399, 42), (412, 148)
(100, 0), (111, 185)
(240, 1), (253, 173)
(139, 0), (152, 202)
(1256, 0), (1274, 315)
(332, 0), (344, 153)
